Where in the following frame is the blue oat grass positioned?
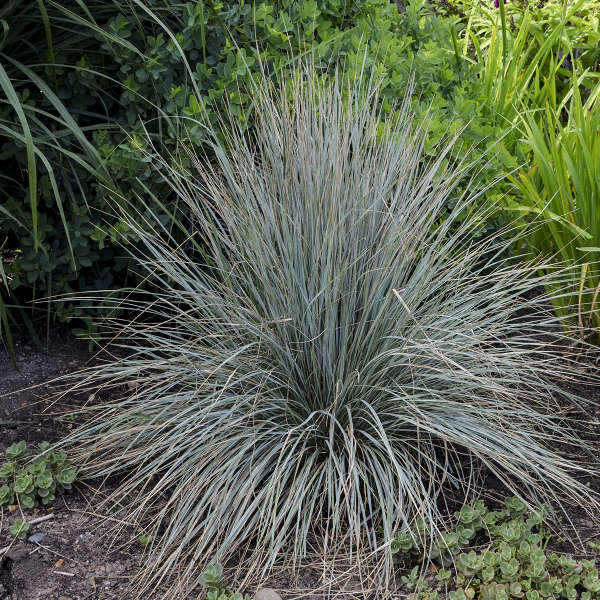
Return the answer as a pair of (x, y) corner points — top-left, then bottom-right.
(60, 66), (599, 598)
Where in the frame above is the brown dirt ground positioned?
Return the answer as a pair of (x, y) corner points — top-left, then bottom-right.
(1, 328), (600, 600)
(0, 329), (157, 600)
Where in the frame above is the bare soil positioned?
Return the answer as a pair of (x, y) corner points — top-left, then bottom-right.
(0, 330), (159, 600)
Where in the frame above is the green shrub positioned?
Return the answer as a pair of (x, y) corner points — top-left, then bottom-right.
(2, 0), (599, 342)
(393, 496), (600, 600)
(0, 0), (533, 331)
(0, 440), (78, 508)
(60, 68), (598, 597)
(442, 0), (600, 336)
(1, 0), (423, 329)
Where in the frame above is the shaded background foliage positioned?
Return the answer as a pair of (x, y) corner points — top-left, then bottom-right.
(1, 0), (599, 345)
(0, 0), (423, 338)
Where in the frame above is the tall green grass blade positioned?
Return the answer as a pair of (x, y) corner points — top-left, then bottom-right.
(0, 204), (27, 231)
(0, 295), (16, 367)
(0, 123), (75, 270)
(509, 75), (600, 335)
(498, 0), (507, 66)
(0, 62), (38, 251)
(35, 0), (54, 72)
(0, 238), (8, 290)
(4, 56), (109, 173)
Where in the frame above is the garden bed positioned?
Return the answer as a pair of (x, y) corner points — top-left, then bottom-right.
(0, 331), (153, 600)
(1, 329), (600, 600)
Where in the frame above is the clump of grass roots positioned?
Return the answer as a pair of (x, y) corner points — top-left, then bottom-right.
(60, 67), (599, 597)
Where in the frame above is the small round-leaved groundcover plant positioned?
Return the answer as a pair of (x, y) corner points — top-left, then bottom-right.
(199, 563), (251, 600)
(393, 496), (600, 600)
(0, 441), (77, 509)
(59, 66), (599, 597)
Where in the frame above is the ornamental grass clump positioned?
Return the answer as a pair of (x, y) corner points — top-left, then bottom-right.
(61, 70), (598, 597)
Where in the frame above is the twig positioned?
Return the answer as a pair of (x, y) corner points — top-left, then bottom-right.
(34, 542), (70, 561)
(53, 570), (75, 577)
(67, 507), (133, 526)
(28, 513), (54, 526)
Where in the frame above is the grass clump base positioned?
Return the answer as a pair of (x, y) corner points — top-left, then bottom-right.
(58, 66), (599, 598)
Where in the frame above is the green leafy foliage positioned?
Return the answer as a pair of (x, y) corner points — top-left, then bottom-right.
(199, 564), (251, 600)
(447, 0), (600, 335)
(9, 518), (30, 539)
(0, 441), (77, 509)
(2, 0), (599, 340)
(393, 497), (600, 600)
(507, 79), (600, 339)
(0, 0), (421, 332)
